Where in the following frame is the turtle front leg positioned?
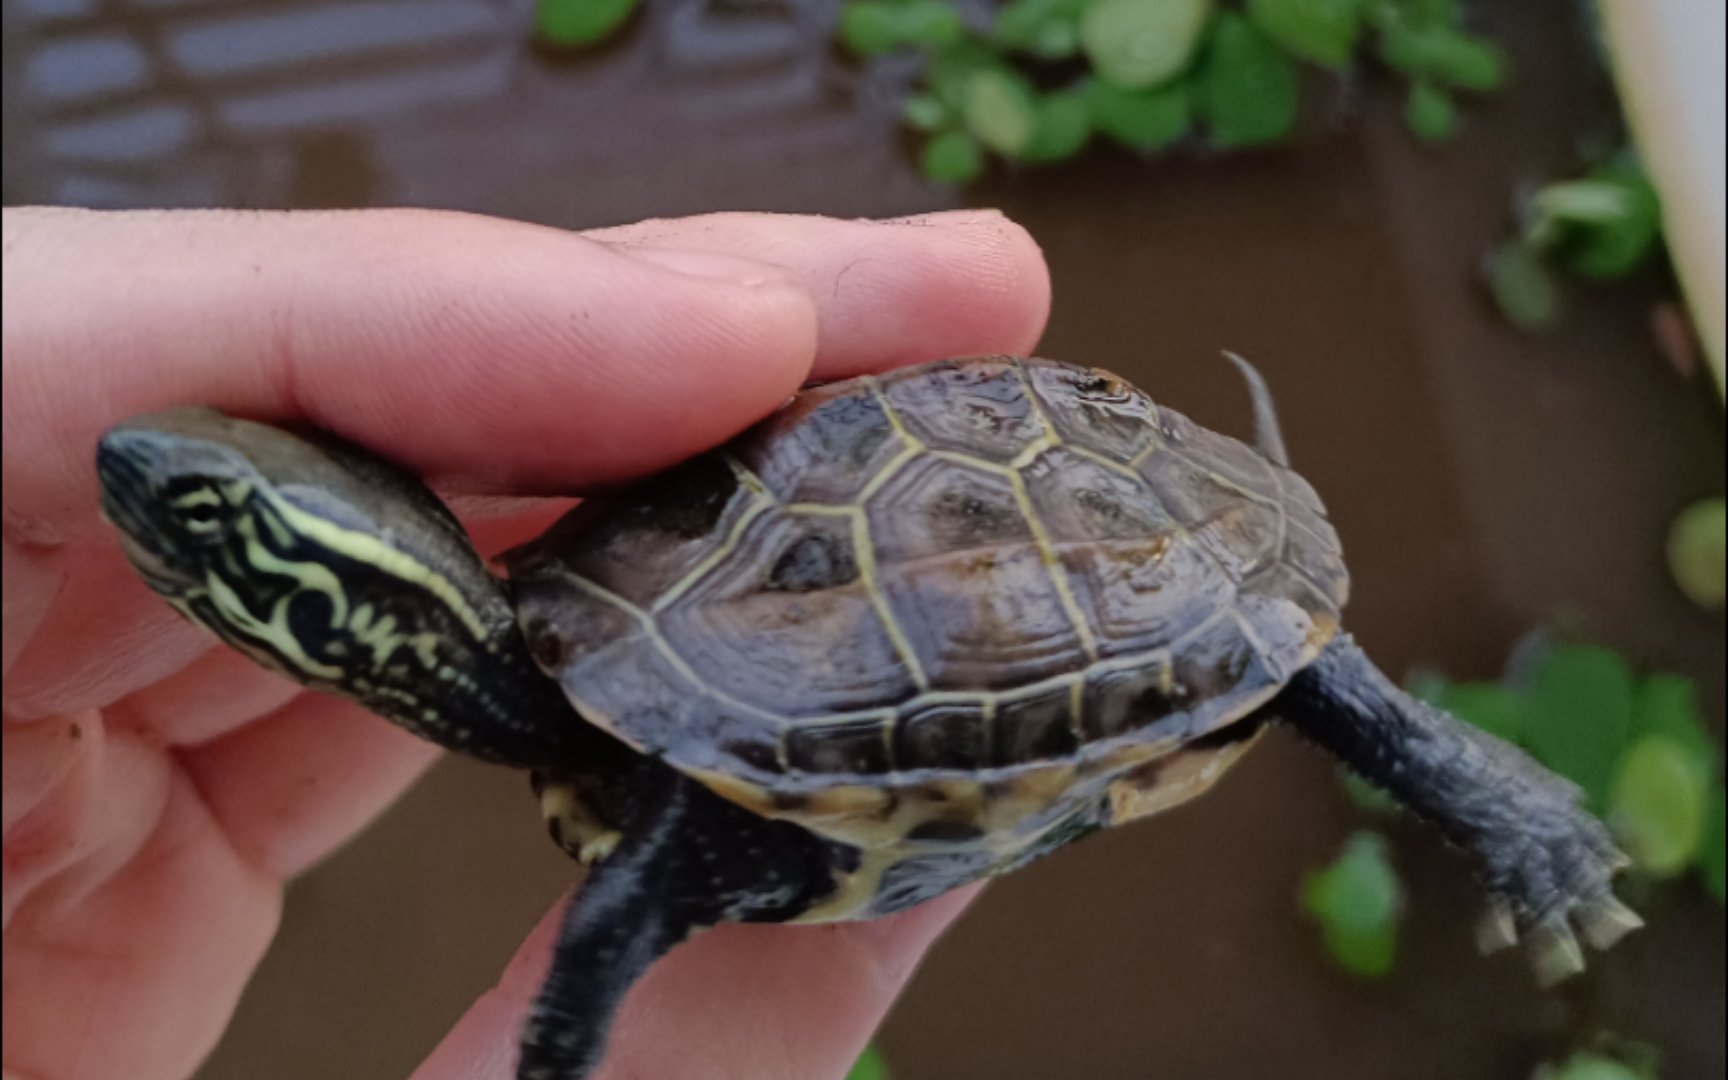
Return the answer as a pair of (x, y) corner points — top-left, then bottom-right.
(1267, 634), (1640, 984)
(519, 762), (841, 1080)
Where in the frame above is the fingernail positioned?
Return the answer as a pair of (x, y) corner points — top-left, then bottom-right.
(621, 247), (788, 287)
(878, 209), (1007, 227)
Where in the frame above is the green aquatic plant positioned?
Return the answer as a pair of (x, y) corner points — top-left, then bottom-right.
(846, 1044), (891, 1080)
(1486, 151), (1665, 331)
(840, 0), (1507, 182)
(1301, 830), (1404, 976)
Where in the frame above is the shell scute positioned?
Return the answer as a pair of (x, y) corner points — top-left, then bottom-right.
(1056, 535), (1232, 659)
(1190, 499), (1284, 582)
(531, 455), (755, 609)
(866, 454), (1032, 561)
(735, 382), (906, 505)
(994, 685), (1081, 765)
(658, 509), (916, 716)
(1082, 660), (1181, 741)
(896, 700), (989, 771)
(880, 357), (1047, 463)
(880, 545), (1089, 691)
(1021, 358), (1158, 462)
(1022, 447), (1171, 543)
(788, 716), (893, 775)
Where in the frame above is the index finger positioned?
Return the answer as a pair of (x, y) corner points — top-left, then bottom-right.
(1, 207), (1049, 549)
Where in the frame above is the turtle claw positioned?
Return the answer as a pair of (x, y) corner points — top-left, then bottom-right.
(1529, 917), (1587, 988)
(1577, 894), (1644, 952)
(1475, 902), (1519, 955)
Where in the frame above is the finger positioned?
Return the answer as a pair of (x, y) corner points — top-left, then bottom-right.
(588, 210), (1051, 378)
(4, 768), (277, 1080)
(412, 887), (978, 1080)
(180, 693), (442, 878)
(3, 206), (820, 548)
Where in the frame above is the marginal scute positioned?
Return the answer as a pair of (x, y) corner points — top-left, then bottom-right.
(1021, 358), (1157, 462)
(880, 357), (1046, 462)
(733, 384), (904, 505)
(896, 700), (989, 770)
(994, 685), (1080, 765)
(1082, 659), (1181, 741)
(788, 716), (893, 775)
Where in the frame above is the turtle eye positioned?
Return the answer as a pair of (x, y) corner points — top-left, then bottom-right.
(165, 479), (240, 536)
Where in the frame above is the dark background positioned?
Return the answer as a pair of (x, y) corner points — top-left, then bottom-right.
(7, 0), (1723, 1077)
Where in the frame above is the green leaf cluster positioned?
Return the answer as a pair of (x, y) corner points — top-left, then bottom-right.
(1488, 152), (1666, 330)
(840, 0), (965, 55)
(1425, 643), (1723, 893)
(1301, 831), (1403, 975)
(849, 0), (1508, 182)
(534, 0), (640, 47)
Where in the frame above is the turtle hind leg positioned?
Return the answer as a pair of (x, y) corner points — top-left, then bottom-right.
(1266, 634), (1640, 983)
(518, 763), (840, 1080)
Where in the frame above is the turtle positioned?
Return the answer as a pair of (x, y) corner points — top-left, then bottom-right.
(95, 354), (1638, 1080)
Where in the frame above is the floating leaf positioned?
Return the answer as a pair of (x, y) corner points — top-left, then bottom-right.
(1084, 78), (1191, 150)
(1378, 24), (1506, 91)
(1525, 644), (1636, 810)
(1612, 734), (1710, 877)
(1342, 769), (1401, 814)
(1540, 1052), (1650, 1080)
(921, 129), (984, 183)
(846, 1044), (890, 1080)
(1200, 12), (1301, 147)
(1021, 89), (1093, 161)
(1405, 79), (1457, 141)
(1081, 0), (1214, 90)
(1667, 497), (1725, 609)
(995, 0), (1087, 57)
(1441, 681), (1524, 744)
(535, 0), (638, 46)
(1705, 785), (1726, 903)
(1532, 179), (1643, 228)
(1302, 831), (1403, 976)
(1557, 163), (1661, 279)
(1630, 674), (1717, 783)
(962, 68), (1039, 155)
(927, 40), (1002, 110)
(897, 0), (965, 48)
(903, 93), (951, 132)
(839, 0), (904, 54)
(1486, 240), (1559, 331)
(1247, 0), (1366, 69)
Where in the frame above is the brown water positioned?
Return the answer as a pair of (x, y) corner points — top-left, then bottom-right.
(6, 1), (1723, 1078)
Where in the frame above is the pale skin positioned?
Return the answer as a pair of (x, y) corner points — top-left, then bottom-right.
(1, 206), (1051, 1080)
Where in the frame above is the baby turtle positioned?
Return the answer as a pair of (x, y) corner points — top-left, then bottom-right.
(96, 355), (1637, 1079)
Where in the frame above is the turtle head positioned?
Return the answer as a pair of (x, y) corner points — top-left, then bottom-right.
(97, 408), (275, 598)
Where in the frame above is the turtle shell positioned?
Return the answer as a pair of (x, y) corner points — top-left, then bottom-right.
(508, 356), (1347, 859)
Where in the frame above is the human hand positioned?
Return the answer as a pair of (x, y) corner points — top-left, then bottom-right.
(1, 206), (1051, 1080)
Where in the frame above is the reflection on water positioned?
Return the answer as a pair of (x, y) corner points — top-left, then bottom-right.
(3, 0), (942, 220)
